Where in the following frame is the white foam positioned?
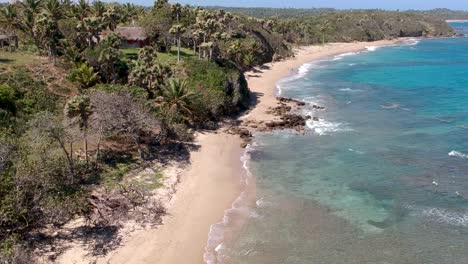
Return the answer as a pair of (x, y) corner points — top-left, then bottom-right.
(422, 207), (468, 227)
(449, 150), (468, 159)
(256, 197), (273, 208)
(366, 46), (380, 51)
(334, 51), (360, 60)
(276, 63), (316, 96)
(348, 148), (365, 154)
(306, 118), (353, 136)
(297, 62), (314, 77)
(339, 88), (361, 92)
(203, 145), (255, 264)
(402, 38), (421, 46)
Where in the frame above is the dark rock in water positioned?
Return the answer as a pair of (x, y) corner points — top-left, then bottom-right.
(276, 96), (305, 106)
(306, 115), (312, 120)
(281, 114), (306, 127)
(312, 105), (325, 110)
(238, 128), (252, 138)
(313, 117), (320, 121)
(240, 141), (249, 148)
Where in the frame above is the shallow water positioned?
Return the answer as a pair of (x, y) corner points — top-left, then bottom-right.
(211, 25), (468, 264)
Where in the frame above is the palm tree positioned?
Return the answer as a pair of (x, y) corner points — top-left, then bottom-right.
(102, 5), (121, 31)
(91, 0), (106, 17)
(66, 95), (93, 163)
(154, 0), (168, 9)
(171, 3), (182, 22)
(70, 63), (99, 91)
(243, 53), (256, 69)
(228, 39), (242, 65)
(169, 24), (186, 63)
(72, 0), (90, 22)
(223, 12), (234, 35)
(129, 48), (171, 98)
(121, 3), (139, 26)
(319, 20), (331, 45)
(160, 78), (195, 122)
(200, 41), (214, 60)
(191, 28), (204, 55)
(36, 0), (63, 62)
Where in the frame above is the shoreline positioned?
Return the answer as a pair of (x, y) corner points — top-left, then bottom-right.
(446, 20), (468, 22)
(56, 38), (412, 264)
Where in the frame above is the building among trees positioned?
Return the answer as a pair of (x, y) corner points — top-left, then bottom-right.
(104, 27), (149, 48)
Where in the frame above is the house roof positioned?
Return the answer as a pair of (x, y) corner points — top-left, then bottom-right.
(104, 27), (147, 41)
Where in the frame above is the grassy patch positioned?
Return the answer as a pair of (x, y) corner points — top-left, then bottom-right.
(121, 47), (196, 63)
(0, 50), (38, 67)
(101, 162), (138, 187)
(147, 172), (164, 190)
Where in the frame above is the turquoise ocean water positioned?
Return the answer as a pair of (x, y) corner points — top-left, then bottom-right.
(206, 24), (468, 264)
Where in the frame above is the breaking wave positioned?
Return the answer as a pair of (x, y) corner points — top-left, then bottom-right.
(449, 150), (468, 159)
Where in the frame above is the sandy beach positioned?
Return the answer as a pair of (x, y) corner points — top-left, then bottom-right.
(242, 39), (406, 125)
(57, 38), (407, 264)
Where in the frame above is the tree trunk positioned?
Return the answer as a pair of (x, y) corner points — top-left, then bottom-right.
(203, 35), (206, 58)
(84, 126), (89, 164)
(95, 130), (102, 169)
(177, 36), (181, 63)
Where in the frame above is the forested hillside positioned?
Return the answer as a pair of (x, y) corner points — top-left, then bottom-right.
(0, 0), (456, 262)
(277, 11), (455, 44)
(209, 6), (468, 21)
(415, 8), (468, 20)
(205, 6), (336, 18)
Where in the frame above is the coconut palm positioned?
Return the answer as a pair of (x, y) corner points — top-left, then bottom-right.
(200, 41), (214, 60)
(171, 3), (182, 22)
(191, 28), (204, 55)
(223, 12), (234, 35)
(121, 3), (139, 26)
(228, 39), (242, 65)
(70, 62), (99, 91)
(91, 0), (106, 17)
(160, 78), (195, 121)
(71, 0), (90, 22)
(129, 48), (171, 98)
(154, 0), (168, 9)
(243, 53), (256, 69)
(103, 5), (121, 31)
(169, 24), (186, 63)
(66, 95), (93, 163)
(319, 20), (331, 45)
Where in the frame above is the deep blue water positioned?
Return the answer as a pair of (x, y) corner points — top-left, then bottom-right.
(211, 24), (468, 264)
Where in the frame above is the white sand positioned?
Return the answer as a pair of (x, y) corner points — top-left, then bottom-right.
(57, 38), (408, 264)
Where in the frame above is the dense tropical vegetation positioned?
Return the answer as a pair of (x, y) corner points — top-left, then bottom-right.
(211, 6), (468, 21)
(0, 0), (456, 262)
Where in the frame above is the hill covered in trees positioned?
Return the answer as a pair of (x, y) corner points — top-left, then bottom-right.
(208, 6), (468, 21)
(0, 0), (456, 262)
(277, 11), (455, 44)
(205, 6), (336, 18)
(415, 8), (468, 20)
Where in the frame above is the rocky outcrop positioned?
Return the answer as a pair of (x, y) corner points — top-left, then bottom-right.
(228, 97), (326, 148)
(224, 71), (251, 113)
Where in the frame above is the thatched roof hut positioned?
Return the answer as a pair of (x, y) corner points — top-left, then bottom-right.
(102, 27), (149, 48)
